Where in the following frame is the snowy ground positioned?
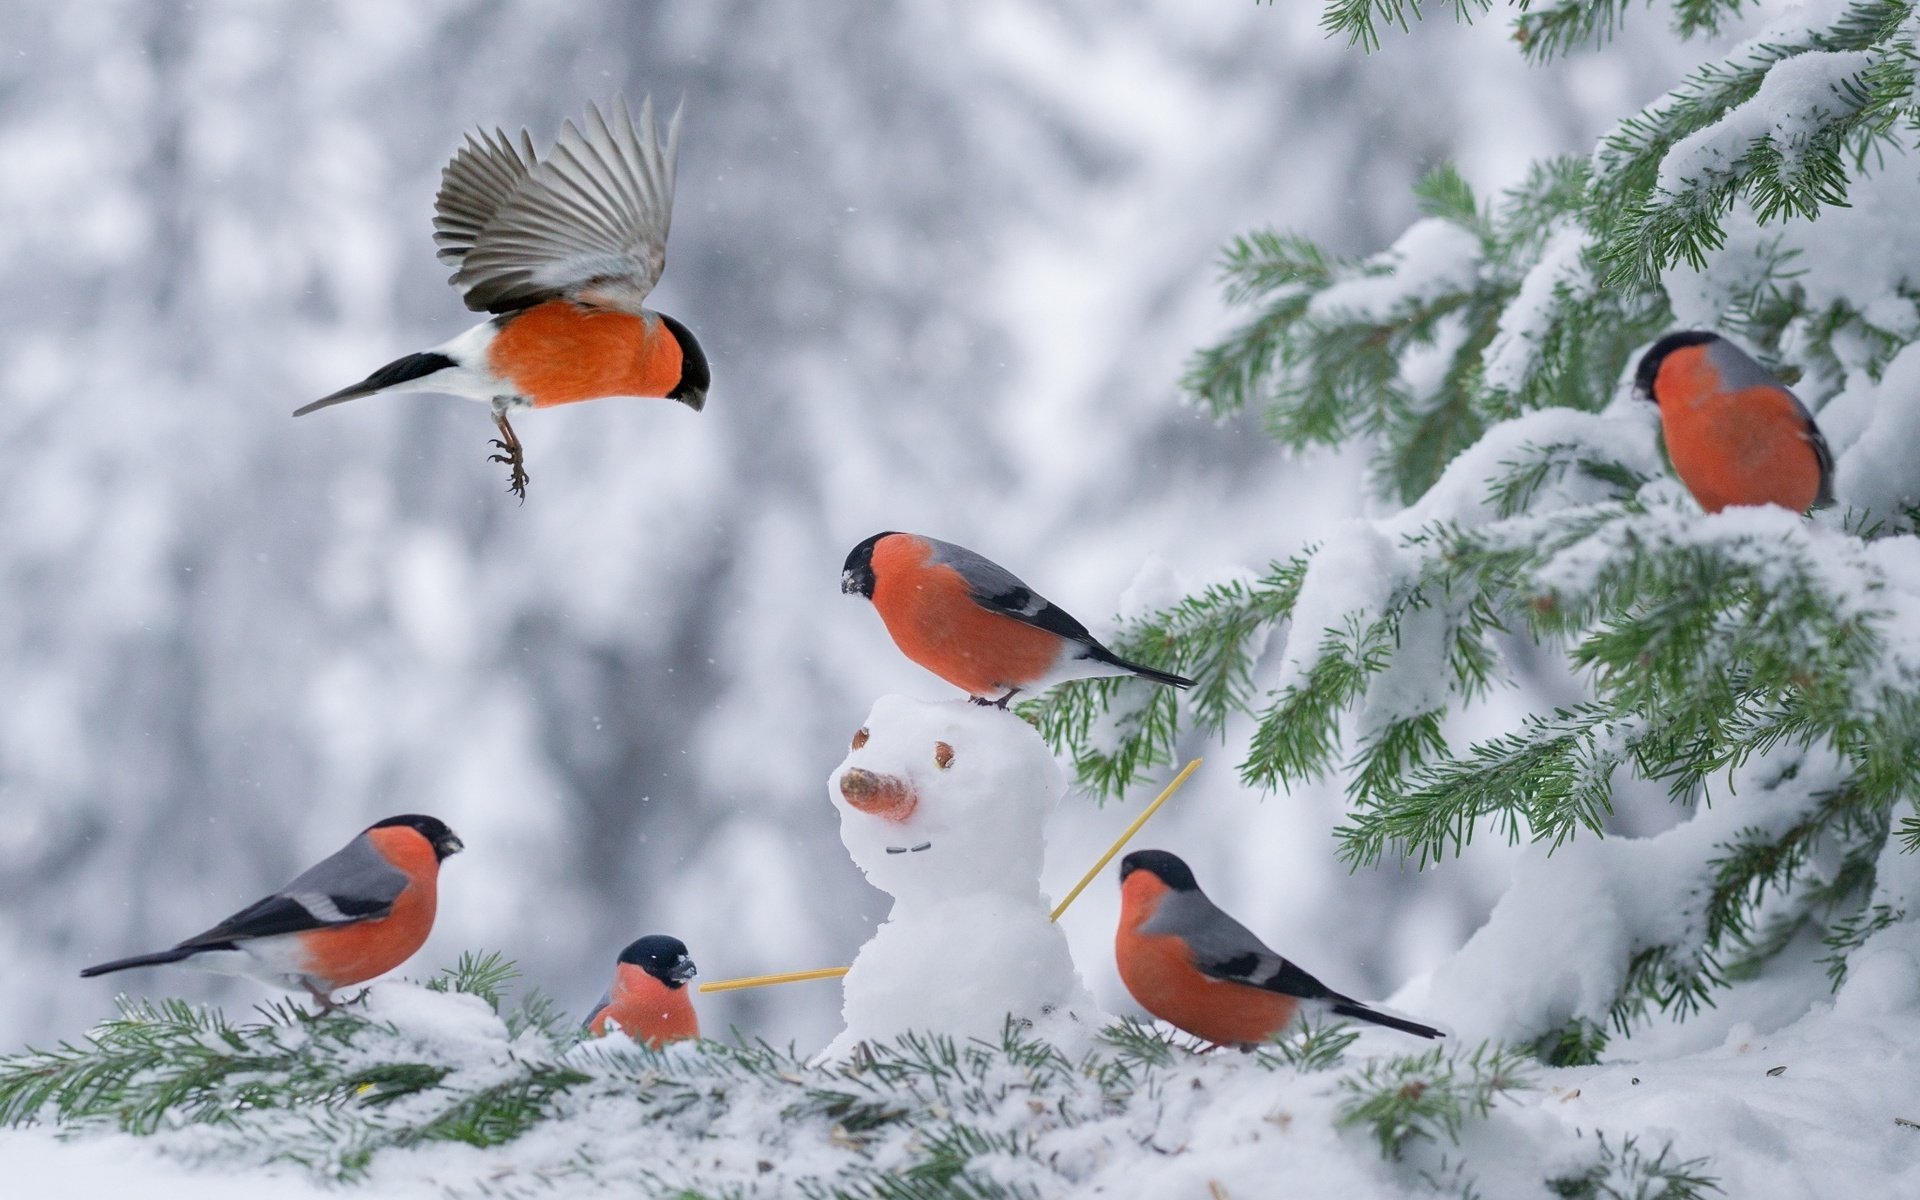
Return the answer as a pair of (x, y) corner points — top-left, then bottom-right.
(1, 957), (1914, 1199)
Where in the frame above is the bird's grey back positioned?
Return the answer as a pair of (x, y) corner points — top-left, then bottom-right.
(922, 536), (1037, 603)
(281, 833), (410, 909)
(1705, 338), (1790, 395)
(1140, 885), (1280, 976)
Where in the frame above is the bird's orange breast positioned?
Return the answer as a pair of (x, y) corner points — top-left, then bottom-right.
(488, 300), (684, 408)
(297, 827), (439, 991)
(1655, 346), (1824, 513)
(869, 536), (1064, 696)
(588, 965), (699, 1048)
(1115, 876), (1296, 1047)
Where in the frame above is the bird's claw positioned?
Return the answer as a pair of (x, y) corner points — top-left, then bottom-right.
(488, 418), (530, 501)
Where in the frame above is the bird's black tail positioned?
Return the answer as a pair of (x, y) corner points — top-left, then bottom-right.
(293, 351), (456, 417)
(1331, 1001), (1443, 1039)
(80, 946), (205, 978)
(1090, 645), (1193, 689)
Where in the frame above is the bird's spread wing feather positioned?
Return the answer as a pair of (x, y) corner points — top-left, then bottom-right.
(439, 95), (682, 315)
(433, 127), (539, 271)
(924, 537), (1098, 644)
(178, 834), (408, 948)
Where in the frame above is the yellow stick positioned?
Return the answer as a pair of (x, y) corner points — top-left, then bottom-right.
(698, 758), (1202, 995)
(698, 966), (849, 993)
(1048, 757), (1201, 922)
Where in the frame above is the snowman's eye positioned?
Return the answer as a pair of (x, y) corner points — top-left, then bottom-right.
(934, 741), (954, 769)
(851, 727), (869, 750)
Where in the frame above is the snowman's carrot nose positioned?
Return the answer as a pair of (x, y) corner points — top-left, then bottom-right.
(838, 767), (918, 823)
(699, 758), (1202, 994)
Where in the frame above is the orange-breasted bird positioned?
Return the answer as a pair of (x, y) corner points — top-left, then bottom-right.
(294, 96), (709, 499)
(1634, 331), (1833, 514)
(840, 531), (1193, 706)
(80, 814), (463, 1009)
(581, 935), (700, 1048)
(1115, 850), (1442, 1047)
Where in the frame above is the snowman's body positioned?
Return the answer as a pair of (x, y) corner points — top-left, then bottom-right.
(819, 695), (1100, 1060)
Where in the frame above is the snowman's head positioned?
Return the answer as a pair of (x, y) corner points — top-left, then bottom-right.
(829, 695), (1063, 903)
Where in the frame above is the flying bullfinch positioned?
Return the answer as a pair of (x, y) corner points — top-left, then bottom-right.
(840, 531), (1193, 706)
(581, 935), (699, 1048)
(294, 96), (710, 499)
(80, 814), (463, 1008)
(1634, 331), (1834, 514)
(1115, 850), (1441, 1047)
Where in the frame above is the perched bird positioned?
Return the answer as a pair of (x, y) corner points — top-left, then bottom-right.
(295, 96), (710, 499)
(582, 935), (700, 1048)
(1114, 850), (1441, 1047)
(1634, 331), (1833, 514)
(81, 814), (463, 1009)
(840, 531), (1193, 706)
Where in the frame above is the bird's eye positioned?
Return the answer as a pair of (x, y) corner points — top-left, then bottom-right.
(934, 742), (954, 769)
(851, 727), (869, 750)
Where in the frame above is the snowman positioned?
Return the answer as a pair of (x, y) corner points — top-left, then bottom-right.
(818, 694), (1101, 1060)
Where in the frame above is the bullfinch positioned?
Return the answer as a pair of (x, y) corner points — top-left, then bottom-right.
(1115, 850), (1441, 1047)
(295, 96), (710, 499)
(81, 814), (463, 1008)
(840, 531), (1193, 706)
(1634, 331), (1833, 514)
(581, 935), (700, 1047)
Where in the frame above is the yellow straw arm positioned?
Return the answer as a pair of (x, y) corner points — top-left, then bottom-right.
(697, 758), (1202, 994)
(700, 966), (849, 994)
(1048, 758), (1201, 922)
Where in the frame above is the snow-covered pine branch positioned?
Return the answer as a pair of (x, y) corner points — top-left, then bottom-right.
(1036, 0), (1920, 1050)
(1, 959), (1696, 1198)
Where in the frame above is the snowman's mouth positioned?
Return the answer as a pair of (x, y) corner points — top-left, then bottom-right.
(884, 842), (933, 855)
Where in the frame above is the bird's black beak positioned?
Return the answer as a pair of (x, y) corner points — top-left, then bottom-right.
(676, 388), (707, 413)
(438, 833), (465, 859)
(840, 570), (859, 595)
(669, 958), (698, 984)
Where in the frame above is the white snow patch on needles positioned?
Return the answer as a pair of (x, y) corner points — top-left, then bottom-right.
(1307, 218), (1482, 324)
(1482, 225), (1593, 394)
(1270, 408), (1661, 704)
(1656, 50), (1873, 196)
(1836, 341), (1920, 519)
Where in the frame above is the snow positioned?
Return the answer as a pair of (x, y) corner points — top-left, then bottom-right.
(821, 695), (1101, 1059)
(1307, 217), (1484, 324)
(1654, 50), (1873, 196)
(1835, 341), (1920, 519)
(1481, 224), (1593, 394)
(5, 966), (1917, 1199)
(1406, 742), (1848, 1046)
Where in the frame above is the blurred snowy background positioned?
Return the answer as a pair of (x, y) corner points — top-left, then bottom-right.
(0, 1), (1740, 1049)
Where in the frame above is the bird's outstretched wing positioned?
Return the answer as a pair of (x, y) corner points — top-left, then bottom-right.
(178, 833), (410, 948)
(435, 95), (682, 315)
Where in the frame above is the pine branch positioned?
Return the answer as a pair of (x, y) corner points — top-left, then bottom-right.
(1592, 1), (1916, 286)
(1320, 1), (1495, 53)
(1334, 1042), (1533, 1159)
(1547, 1132), (1723, 1199)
